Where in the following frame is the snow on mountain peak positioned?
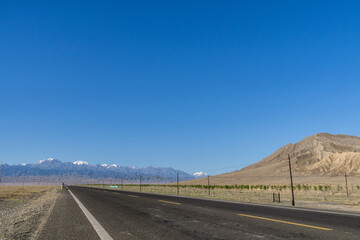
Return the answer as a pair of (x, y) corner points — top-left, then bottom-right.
(73, 161), (89, 165)
(101, 164), (108, 167)
(109, 164), (117, 168)
(193, 171), (208, 177)
(38, 158), (57, 164)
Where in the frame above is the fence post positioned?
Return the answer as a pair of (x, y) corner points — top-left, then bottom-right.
(207, 176), (210, 195)
(273, 192), (275, 203)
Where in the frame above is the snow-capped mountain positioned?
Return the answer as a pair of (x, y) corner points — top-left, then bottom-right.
(73, 161), (89, 165)
(193, 171), (208, 178)
(2, 158), (194, 181)
(38, 157), (57, 164)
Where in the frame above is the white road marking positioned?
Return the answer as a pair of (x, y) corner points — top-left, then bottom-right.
(68, 189), (113, 240)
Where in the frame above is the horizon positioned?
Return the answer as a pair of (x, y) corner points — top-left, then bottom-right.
(2, 1), (360, 175)
(2, 131), (358, 175)
(1, 157), (232, 175)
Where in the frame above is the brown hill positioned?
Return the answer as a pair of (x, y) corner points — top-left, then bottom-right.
(240, 133), (360, 176)
(186, 133), (360, 185)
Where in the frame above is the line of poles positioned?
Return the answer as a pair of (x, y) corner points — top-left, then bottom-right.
(0, 165), (354, 204)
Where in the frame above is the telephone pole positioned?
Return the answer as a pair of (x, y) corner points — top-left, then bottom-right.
(207, 176), (211, 195)
(345, 172), (349, 198)
(288, 154), (295, 206)
(176, 172), (179, 195)
(140, 176), (142, 191)
(0, 163), (3, 185)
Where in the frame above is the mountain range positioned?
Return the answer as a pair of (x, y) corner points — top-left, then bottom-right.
(1, 158), (196, 182)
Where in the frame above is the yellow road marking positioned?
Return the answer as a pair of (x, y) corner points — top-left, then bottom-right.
(128, 195), (139, 198)
(237, 213), (333, 231)
(158, 200), (181, 205)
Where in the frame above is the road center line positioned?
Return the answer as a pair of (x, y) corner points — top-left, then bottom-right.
(68, 190), (114, 240)
(128, 195), (139, 198)
(158, 200), (181, 205)
(237, 213), (333, 231)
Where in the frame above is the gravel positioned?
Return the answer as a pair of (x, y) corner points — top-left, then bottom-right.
(0, 188), (58, 240)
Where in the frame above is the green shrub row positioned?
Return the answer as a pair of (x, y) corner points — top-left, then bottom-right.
(94, 183), (360, 191)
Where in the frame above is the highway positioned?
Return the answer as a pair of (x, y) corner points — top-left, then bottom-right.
(38, 186), (360, 239)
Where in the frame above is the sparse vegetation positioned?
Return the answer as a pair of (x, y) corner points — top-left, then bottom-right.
(87, 182), (360, 212)
(0, 186), (56, 202)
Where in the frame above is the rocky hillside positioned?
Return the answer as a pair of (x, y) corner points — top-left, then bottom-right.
(183, 133), (360, 185)
(241, 133), (360, 176)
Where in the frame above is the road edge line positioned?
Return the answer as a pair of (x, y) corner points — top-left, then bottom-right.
(68, 189), (113, 240)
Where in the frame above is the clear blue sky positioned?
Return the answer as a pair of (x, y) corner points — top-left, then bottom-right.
(1, 1), (360, 174)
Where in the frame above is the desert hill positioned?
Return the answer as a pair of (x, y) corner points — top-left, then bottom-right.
(185, 133), (360, 185)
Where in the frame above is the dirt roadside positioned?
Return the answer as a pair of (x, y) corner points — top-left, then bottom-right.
(0, 186), (60, 240)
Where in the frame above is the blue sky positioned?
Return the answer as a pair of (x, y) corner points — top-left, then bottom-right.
(1, 1), (360, 174)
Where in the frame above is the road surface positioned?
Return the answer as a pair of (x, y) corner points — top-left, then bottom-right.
(38, 186), (360, 239)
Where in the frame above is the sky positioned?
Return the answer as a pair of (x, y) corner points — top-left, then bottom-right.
(1, 1), (360, 175)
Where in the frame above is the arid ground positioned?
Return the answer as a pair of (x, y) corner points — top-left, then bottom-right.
(0, 186), (59, 240)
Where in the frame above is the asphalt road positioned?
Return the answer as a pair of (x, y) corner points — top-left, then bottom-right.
(38, 186), (360, 239)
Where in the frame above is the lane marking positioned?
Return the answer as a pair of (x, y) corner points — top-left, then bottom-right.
(68, 190), (114, 240)
(158, 200), (181, 205)
(237, 213), (333, 231)
(128, 195), (139, 198)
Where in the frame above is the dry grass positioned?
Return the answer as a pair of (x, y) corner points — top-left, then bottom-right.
(0, 186), (59, 240)
(0, 186), (57, 202)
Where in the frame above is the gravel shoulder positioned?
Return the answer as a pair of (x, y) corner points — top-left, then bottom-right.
(0, 186), (59, 240)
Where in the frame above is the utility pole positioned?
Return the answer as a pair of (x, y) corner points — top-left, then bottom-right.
(235, 171), (237, 186)
(177, 172), (179, 195)
(22, 174), (25, 187)
(140, 176), (142, 191)
(207, 176), (210, 195)
(0, 163), (3, 185)
(288, 154), (295, 206)
(345, 172), (349, 198)
(121, 178), (124, 189)
(156, 175), (159, 185)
